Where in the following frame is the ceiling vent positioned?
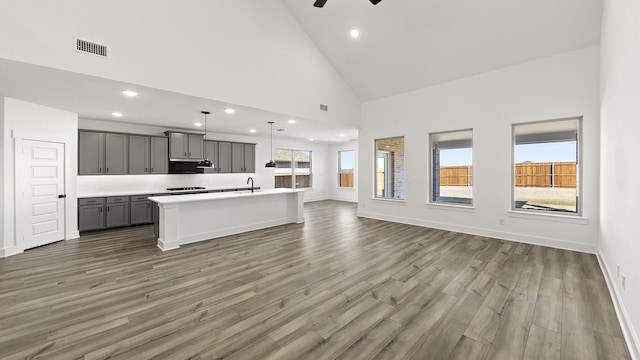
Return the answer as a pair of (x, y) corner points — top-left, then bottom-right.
(75, 38), (109, 58)
(320, 104), (329, 111)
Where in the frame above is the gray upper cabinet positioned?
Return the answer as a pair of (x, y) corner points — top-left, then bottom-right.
(168, 132), (204, 161)
(231, 143), (245, 173)
(218, 142), (232, 173)
(79, 131), (105, 175)
(243, 144), (256, 173)
(129, 135), (150, 174)
(105, 133), (128, 175)
(231, 142), (256, 173)
(205, 141), (219, 172)
(150, 137), (169, 174)
(169, 133), (188, 160)
(188, 134), (204, 160)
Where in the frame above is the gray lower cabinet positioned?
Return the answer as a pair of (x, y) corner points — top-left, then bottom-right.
(106, 196), (129, 228)
(78, 197), (106, 231)
(150, 137), (169, 174)
(231, 143), (256, 173)
(105, 133), (128, 174)
(79, 131), (105, 175)
(130, 201), (153, 225)
(129, 135), (150, 174)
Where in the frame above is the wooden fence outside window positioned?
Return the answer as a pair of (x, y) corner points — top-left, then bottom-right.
(439, 161), (577, 188)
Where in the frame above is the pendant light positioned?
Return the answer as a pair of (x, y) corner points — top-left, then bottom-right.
(198, 111), (213, 167)
(265, 121), (277, 168)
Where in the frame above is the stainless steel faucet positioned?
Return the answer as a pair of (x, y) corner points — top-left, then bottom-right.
(247, 177), (254, 192)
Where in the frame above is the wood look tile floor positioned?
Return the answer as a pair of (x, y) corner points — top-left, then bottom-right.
(0, 201), (630, 360)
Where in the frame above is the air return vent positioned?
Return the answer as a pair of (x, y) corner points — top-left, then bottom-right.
(75, 38), (109, 58)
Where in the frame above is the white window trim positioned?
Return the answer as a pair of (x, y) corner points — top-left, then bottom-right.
(510, 116), (583, 217)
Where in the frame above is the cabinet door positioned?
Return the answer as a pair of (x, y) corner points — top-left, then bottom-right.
(79, 131), (105, 175)
(188, 134), (204, 160)
(169, 133), (188, 159)
(78, 204), (105, 231)
(243, 144), (255, 173)
(205, 141), (218, 171)
(130, 201), (153, 225)
(129, 135), (150, 174)
(231, 143), (245, 173)
(150, 137), (169, 174)
(218, 142), (232, 173)
(106, 202), (130, 228)
(105, 133), (128, 174)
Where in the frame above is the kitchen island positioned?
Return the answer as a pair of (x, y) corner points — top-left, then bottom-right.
(148, 188), (304, 251)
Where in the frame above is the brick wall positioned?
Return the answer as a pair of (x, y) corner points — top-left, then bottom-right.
(376, 137), (405, 199)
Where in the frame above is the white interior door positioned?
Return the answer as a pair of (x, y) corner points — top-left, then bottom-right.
(20, 140), (66, 249)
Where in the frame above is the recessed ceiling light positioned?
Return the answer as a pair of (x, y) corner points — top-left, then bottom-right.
(122, 90), (138, 97)
(288, 119), (296, 124)
(309, 138), (315, 142)
(340, 133), (345, 137)
(249, 129), (256, 133)
(194, 122), (203, 127)
(224, 108), (236, 114)
(111, 112), (123, 117)
(350, 28), (360, 39)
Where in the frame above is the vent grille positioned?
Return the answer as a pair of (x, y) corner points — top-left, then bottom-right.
(75, 38), (108, 58)
(320, 104), (329, 111)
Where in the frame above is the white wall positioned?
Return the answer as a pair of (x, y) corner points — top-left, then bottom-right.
(78, 119), (330, 202)
(358, 46), (600, 253)
(328, 143), (358, 202)
(1, 98), (79, 257)
(0, 0), (360, 129)
(599, 0), (640, 356)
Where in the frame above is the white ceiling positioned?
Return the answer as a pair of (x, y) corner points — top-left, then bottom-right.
(0, 59), (357, 143)
(280, 0), (603, 101)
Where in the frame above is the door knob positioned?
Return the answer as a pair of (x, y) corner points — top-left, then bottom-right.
(58, 194), (67, 198)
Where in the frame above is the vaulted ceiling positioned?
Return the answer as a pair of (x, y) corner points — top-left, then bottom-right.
(280, 0), (603, 101)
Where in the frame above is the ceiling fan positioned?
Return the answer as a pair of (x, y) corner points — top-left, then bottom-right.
(314, 0), (382, 8)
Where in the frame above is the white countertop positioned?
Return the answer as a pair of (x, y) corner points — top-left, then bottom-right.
(148, 188), (303, 205)
(77, 186), (256, 198)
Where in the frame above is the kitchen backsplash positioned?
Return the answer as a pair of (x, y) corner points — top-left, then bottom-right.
(77, 173), (268, 195)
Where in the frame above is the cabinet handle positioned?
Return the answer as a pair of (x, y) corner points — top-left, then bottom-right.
(151, 167), (154, 172)
(106, 168), (109, 173)
(145, 168), (148, 172)
(100, 207), (103, 213)
(107, 206), (110, 212)
(184, 152), (186, 156)
(99, 167), (102, 172)
(189, 152), (191, 157)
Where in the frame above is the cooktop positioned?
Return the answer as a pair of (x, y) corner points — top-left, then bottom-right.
(166, 187), (206, 191)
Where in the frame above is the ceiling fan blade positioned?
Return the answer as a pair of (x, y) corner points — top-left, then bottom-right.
(314, 0), (328, 7)
(370, 0), (382, 4)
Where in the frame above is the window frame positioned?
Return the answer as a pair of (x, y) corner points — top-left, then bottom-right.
(338, 150), (355, 188)
(511, 117), (582, 216)
(428, 129), (474, 207)
(274, 148), (313, 189)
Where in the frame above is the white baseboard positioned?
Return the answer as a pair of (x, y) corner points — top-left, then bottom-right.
(329, 196), (358, 203)
(597, 254), (640, 360)
(0, 246), (23, 258)
(67, 230), (80, 240)
(356, 210), (598, 254)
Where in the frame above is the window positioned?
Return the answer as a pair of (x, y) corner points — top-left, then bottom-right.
(430, 129), (473, 205)
(513, 118), (580, 214)
(274, 149), (312, 189)
(374, 137), (404, 199)
(339, 150), (355, 188)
